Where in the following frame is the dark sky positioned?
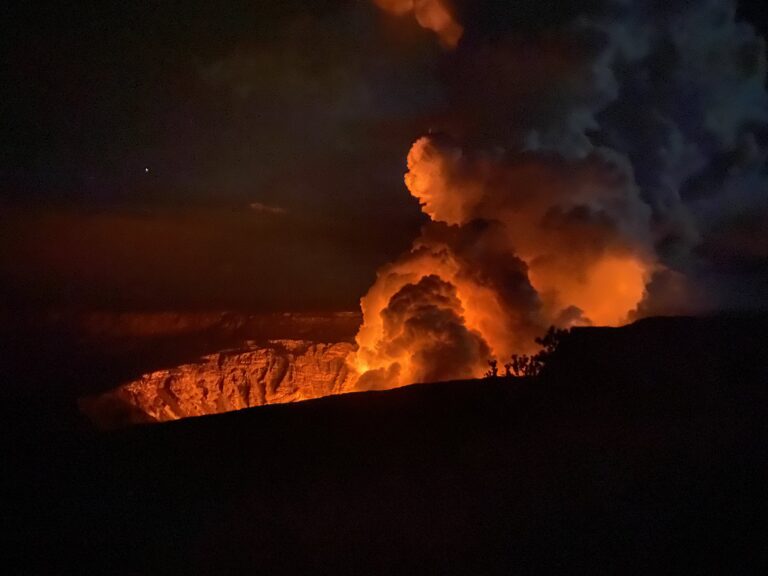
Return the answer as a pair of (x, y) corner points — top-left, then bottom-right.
(1, 1), (766, 312)
(1, 0), (446, 311)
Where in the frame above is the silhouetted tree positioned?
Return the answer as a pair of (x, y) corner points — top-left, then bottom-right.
(508, 353), (539, 377)
(498, 326), (569, 378)
(534, 326), (568, 363)
(484, 359), (499, 378)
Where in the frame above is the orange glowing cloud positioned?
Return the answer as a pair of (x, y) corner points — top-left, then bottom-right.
(349, 135), (656, 390)
(374, 0), (463, 48)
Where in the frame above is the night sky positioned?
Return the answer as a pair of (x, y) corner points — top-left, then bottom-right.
(2, 0), (767, 312)
(2, 1), (440, 311)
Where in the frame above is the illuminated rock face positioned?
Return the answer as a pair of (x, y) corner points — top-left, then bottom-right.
(80, 340), (358, 428)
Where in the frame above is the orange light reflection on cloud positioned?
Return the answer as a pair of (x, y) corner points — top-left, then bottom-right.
(374, 0), (463, 48)
(528, 255), (649, 327)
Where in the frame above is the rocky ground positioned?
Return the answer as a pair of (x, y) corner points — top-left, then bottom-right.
(80, 340), (357, 428)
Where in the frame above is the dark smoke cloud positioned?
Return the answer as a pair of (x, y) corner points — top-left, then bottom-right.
(589, 0), (768, 311)
(355, 0), (768, 388)
(438, 0), (768, 313)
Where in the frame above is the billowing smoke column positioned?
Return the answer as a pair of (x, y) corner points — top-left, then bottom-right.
(352, 136), (654, 388)
(357, 0), (768, 389)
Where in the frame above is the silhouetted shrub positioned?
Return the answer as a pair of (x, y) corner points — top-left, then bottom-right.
(534, 326), (568, 366)
(508, 353), (540, 377)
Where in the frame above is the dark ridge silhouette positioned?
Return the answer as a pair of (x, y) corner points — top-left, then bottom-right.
(5, 314), (768, 574)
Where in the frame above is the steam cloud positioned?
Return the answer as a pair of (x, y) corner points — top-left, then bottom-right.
(357, 0), (768, 388)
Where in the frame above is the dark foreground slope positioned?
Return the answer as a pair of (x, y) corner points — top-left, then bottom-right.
(7, 315), (768, 574)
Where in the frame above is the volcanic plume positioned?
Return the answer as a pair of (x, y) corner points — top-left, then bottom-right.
(354, 0), (768, 390)
(350, 136), (653, 389)
(81, 0), (768, 425)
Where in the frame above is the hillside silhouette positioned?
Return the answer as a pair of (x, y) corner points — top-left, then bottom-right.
(6, 314), (768, 574)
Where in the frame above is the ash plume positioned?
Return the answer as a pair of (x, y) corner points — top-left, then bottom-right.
(353, 0), (768, 389)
